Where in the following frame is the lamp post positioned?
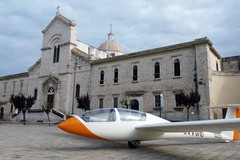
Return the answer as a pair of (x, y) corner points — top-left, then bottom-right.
(67, 58), (80, 114)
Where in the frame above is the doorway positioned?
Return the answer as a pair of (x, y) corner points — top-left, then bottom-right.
(131, 99), (139, 110)
(47, 95), (54, 107)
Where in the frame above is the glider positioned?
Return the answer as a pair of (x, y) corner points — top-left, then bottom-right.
(58, 105), (240, 148)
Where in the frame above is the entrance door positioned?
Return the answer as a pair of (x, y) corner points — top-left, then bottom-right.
(47, 95), (54, 107)
(131, 99), (139, 110)
(47, 86), (55, 107)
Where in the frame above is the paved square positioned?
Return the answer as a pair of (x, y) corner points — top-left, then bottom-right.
(0, 124), (240, 160)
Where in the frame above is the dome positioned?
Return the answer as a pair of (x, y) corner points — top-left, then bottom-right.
(98, 32), (125, 55)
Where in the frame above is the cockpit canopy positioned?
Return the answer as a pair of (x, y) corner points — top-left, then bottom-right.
(80, 108), (146, 122)
(118, 108), (146, 121)
(81, 108), (116, 122)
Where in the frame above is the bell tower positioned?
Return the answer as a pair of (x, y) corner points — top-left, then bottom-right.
(40, 12), (77, 77)
(39, 13), (78, 114)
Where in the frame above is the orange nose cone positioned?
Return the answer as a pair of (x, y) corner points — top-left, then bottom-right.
(58, 116), (80, 134)
(58, 116), (106, 140)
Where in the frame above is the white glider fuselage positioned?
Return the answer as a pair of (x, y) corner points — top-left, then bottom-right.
(71, 111), (167, 141)
(58, 108), (239, 142)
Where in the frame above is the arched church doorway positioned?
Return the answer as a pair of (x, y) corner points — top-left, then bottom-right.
(131, 99), (139, 110)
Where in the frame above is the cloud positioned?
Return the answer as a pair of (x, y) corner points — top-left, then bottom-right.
(0, 0), (240, 76)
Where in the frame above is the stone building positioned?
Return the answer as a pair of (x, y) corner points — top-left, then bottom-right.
(0, 13), (240, 122)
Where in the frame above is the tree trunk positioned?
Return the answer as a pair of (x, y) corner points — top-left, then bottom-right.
(23, 111), (26, 125)
(47, 113), (51, 126)
(187, 108), (190, 121)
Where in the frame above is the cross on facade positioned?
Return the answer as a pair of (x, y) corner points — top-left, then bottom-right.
(56, 5), (60, 14)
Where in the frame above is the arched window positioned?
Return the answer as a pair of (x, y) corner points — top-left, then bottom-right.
(133, 65), (138, 81)
(154, 62), (160, 79)
(174, 59), (180, 76)
(114, 68), (118, 83)
(34, 88), (38, 100)
(53, 46), (57, 63)
(56, 45), (60, 62)
(53, 45), (60, 63)
(75, 84), (80, 97)
(100, 70), (104, 85)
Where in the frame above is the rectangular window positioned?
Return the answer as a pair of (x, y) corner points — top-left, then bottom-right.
(99, 98), (103, 108)
(113, 97), (118, 108)
(174, 59), (181, 77)
(114, 68), (118, 83)
(75, 84), (80, 97)
(133, 65), (138, 81)
(154, 62), (160, 79)
(100, 70), (104, 85)
(34, 89), (38, 100)
(155, 95), (161, 107)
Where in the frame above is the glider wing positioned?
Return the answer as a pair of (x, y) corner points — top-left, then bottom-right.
(136, 119), (240, 132)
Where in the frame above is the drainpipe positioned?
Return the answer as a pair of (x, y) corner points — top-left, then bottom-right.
(194, 46), (200, 120)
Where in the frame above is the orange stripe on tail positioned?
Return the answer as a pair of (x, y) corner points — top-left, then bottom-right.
(233, 108), (240, 140)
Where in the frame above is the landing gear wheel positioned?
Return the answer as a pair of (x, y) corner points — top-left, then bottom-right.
(128, 140), (141, 148)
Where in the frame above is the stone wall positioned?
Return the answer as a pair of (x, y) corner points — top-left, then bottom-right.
(222, 55), (240, 72)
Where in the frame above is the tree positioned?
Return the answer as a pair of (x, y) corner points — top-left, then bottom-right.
(42, 102), (53, 126)
(175, 90), (201, 121)
(120, 97), (134, 109)
(9, 94), (35, 125)
(76, 94), (90, 111)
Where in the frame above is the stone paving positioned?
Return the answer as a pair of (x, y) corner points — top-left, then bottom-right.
(0, 124), (240, 160)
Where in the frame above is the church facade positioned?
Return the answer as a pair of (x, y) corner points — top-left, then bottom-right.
(1, 13), (240, 122)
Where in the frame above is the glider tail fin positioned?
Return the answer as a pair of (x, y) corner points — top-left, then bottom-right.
(225, 107), (238, 119)
(220, 106), (240, 141)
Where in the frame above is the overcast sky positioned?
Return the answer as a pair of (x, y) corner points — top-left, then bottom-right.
(0, 0), (240, 76)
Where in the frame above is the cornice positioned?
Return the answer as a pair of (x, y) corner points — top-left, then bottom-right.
(0, 72), (28, 80)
